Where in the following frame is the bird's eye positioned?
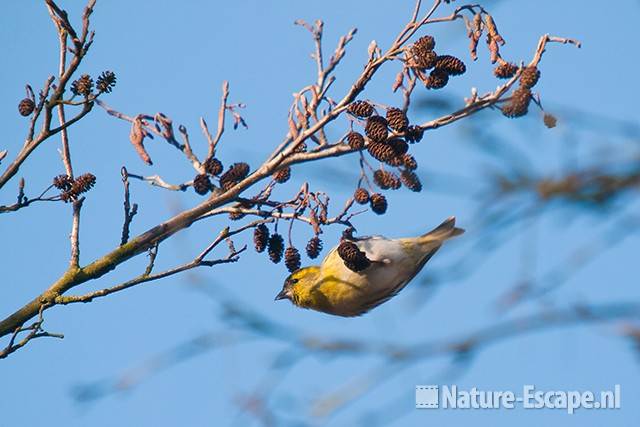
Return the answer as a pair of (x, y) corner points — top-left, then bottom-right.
(289, 278), (299, 285)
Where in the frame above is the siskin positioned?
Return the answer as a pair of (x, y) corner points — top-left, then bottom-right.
(275, 216), (464, 316)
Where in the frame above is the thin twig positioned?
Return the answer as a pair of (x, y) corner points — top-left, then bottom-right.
(56, 220), (270, 305)
(69, 197), (84, 268)
(120, 167), (138, 246)
(208, 81), (230, 160)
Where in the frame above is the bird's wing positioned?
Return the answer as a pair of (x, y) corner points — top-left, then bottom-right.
(355, 236), (398, 264)
(354, 245), (440, 315)
(317, 236), (441, 316)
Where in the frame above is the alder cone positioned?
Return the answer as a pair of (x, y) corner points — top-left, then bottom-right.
(71, 173), (96, 195)
(373, 169), (401, 190)
(405, 125), (424, 143)
(96, 70), (117, 93)
(18, 98), (35, 116)
(71, 74), (93, 96)
(253, 224), (269, 253)
(367, 141), (395, 163)
(305, 236), (323, 259)
(347, 100), (374, 118)
(402, 154), (418, 170)
(386, 108), (408, 132)
(284, 246), (301, 272)
(203, 157), (223, 176)
(364, 115), (389, 143)
(502, 87), (532, 118)
(520, 66), (540, 88)
(425, 68), (449, 89)
(414, 35), (435, 52)
(61, 173), (97, 202)
(410, 49), (437, 69)
(369, 193), (387, 215)
(494, 62), (518, 79)
(53, 174), (73, 191)
(387, 138), (409, 157)
(337, 241), (370, 272)
(384, 155), (404, 167)
(346, 131), (365, 150)
(193, 173), (211, 195)
(433, 55), (466, 76)
(400, 170), (422, 192)
(408, 35), (437, 69)
(268, 233), (284, 264)
(220, 162), (250, 190)
(354, 188), (370, 204)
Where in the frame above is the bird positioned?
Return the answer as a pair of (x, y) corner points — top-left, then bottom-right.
(275, 216), (464, 316)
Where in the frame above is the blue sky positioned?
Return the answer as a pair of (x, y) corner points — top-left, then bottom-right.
(1, 1), (639, 426)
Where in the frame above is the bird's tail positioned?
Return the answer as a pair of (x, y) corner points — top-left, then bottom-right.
(420, 216), (465, 243)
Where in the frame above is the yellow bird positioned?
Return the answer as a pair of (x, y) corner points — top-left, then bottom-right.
(275, 216), (464, 316)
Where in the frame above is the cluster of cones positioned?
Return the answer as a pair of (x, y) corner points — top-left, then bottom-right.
(406, 35), (467, 90)
(193, 158), (251, 195)
(346, 100), (425, 216)
(253, 223), (323, 273)
(53, 173), (96, 202)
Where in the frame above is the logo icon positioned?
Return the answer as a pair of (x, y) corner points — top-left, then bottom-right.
(416, 385), (439, 409)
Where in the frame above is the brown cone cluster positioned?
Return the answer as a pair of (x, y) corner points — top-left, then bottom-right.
(407, 34), (465, 90)
(408, 35), (437, 69)
(203, 157), (223, 176)
(405, 125), (424, 143)
(494, 62), (518, 79)
(71, 74), (93, 97)
(53, 174), (73, 191)
(337, 241), (371, 272)
(220, 162), (250, 190)
(193, 173), (211, 195)
(502, 86), (532, 118)
(369, 192), (387, 215)
(253, 224), (269, 253)
(354, 188), (370, 205)
(273, 166), (291, 184)
(364, 115), (389, 143)
(18, 98), (35, 116)
(386, 108), (408, 132)
(306, 236), (323, 259)
(347, 100), (374, 118)
(96, 71), (117, 94)
(284, 246), (301, 272)
(268, 233), (284, 264)
(58, 173), (96, 202)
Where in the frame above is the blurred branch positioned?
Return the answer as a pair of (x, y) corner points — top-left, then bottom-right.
(73, 298), (640, 408)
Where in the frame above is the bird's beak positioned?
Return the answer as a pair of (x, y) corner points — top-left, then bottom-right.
(274, 288), (289, 301)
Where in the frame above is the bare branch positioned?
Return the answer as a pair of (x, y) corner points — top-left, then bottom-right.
(120, 167), (138, 246)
